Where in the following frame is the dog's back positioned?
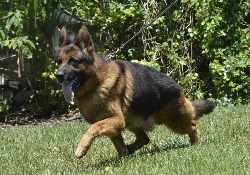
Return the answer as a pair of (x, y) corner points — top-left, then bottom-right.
(115, 60), (181, 119)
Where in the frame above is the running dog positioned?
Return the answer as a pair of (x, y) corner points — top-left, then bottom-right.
(55, 25), (215, 158)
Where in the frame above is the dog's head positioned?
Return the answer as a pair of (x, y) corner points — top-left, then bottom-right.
(55, 25), (94, 102)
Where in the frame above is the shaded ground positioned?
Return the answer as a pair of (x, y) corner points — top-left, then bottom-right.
(0, 109), (82, 129)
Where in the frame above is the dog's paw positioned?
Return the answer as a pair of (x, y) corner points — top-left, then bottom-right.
(126, 145), (135, 155)
(74, 135), (93, 158)
(74, 142), (90, 158)
(74, 147), (86, 159)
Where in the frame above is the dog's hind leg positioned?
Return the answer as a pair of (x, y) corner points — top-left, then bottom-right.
(161, 115), (200, 145)
(187, 119), (199, 145)
(74, 117), (126, 158)
(154, 92), (200, 146)
(126, 129), (150, 154)
(166, 111), (200, 145)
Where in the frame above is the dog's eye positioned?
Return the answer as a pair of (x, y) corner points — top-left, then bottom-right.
(80, 55), (93, 63)
(69, 57), (79, 66)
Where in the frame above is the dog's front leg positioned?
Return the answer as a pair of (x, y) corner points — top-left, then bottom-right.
(109, 135), (129, 157)
(74, 117), (126, 158)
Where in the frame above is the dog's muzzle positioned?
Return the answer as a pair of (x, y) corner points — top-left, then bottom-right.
(55, 70), (65, 84)
(55, 69), (82, 91)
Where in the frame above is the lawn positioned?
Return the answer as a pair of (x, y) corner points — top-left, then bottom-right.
(0, 105), (249, 175)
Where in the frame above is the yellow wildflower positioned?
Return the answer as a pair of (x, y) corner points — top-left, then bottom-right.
(105, 166), (111, 172)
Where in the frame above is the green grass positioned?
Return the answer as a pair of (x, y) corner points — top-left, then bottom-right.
(0, 105), (250, 175)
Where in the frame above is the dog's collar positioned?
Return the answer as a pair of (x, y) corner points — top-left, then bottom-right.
(71, 77), (82, 92)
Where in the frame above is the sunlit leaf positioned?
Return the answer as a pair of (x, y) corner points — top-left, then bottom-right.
(25, 39), (36, 49)
(6, 15), (16, 31)
(0, 30), (5, 40)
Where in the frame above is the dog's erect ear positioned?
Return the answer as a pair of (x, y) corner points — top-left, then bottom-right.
(76, 25), (94, 52)
(58, 26), (70, 48)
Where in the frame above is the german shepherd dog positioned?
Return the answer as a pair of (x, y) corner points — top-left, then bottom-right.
(55, 25), (215, 159)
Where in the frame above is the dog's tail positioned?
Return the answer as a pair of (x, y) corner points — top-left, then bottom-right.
(192, 100), (215, 120)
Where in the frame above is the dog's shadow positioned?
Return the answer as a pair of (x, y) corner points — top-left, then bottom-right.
(87, 142), (189, 169)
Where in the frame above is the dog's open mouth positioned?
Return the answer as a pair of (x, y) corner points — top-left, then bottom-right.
(62, 77), (81, 102)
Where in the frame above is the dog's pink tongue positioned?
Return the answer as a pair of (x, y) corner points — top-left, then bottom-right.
(62, 82), (74, 102)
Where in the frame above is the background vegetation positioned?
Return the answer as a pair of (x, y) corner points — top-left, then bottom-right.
(0, 105), (249, 174)
(0, 0), (250, 115)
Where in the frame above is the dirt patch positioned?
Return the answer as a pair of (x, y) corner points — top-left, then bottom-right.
(0, 109), (83, 129)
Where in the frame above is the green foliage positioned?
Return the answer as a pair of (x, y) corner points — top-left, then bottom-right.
(186, 0), (250, 104)
(0, 99), (8, 113)
(131, 59), (161, 71)
(210, 55), (250, 105)
(38, 59), (74, 115)
(0, 10), (35, 58)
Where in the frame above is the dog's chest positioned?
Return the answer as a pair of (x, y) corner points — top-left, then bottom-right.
(74, 92), (113, 124)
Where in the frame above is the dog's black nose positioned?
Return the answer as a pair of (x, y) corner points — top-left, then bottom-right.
(55, 70), (64, 83)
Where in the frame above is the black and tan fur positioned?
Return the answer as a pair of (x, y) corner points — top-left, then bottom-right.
(55, 25), (215, 158)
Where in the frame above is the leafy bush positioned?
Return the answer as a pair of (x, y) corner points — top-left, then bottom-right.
(1, 0), (249, 117)
(0, 98), (8, 113)
(187, 0), (250, 104)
